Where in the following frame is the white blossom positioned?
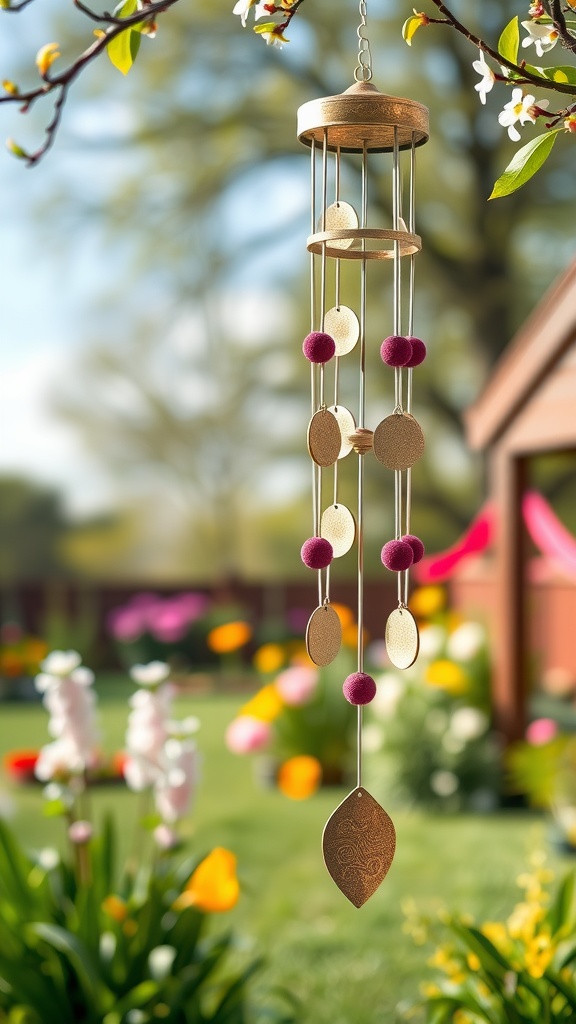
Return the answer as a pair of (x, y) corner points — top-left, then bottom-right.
(472, 50), (495, 104)
(430, 769), (459, 797)
(498, 88), (548, 142)
(39, 650), (82, 677)
(154, 738), (198, 824)
(449, 706), (488, 742)
(232, 0), (257, 27)
(521, 20), (559, 56)
(129, 661), (171, 687)
(34, 651), (99, 782)
(446, 622), (485, 662)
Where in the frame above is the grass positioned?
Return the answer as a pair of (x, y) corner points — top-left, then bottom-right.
(0, 681), (573, 1023)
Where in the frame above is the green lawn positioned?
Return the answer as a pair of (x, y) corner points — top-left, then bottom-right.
(0, 683), (572, 1023)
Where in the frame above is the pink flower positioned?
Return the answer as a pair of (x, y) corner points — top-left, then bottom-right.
(149, 604), (190, 643)
(526, 718), (558, 746)
(154, 824), (179, 850)
(275, 667), (318, 706)
(108, 607), (145, 642)
(68, 820), (93, 844)
(225, 715), (272, 754)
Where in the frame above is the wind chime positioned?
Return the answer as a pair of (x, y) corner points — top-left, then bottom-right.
(297, 1), (429, 907)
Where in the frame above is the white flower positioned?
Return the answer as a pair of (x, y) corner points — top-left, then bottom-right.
(259, 27), (288, 47)
(521, 20), (559, 56)
(130, 661), (171, 687)
(430, 769), (459, 797)
(148, 946), (177, 982)
(166, 716), (200, 737)
(498, 88), (548, 142)
(39, 650), (82, 677)
(232, 0), (256, 27)
(155, 738), (198, 824)
(449, 706), (488, 742)
(446, 622), (485, 662)
(472, 49), (495, 104)
(418, 625), (445, 660)
(37, 848), (59, 871)
(372, 673), (404, 720)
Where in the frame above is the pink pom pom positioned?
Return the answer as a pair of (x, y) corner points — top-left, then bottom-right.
(303, 332), (336, 364)
(404, 336), (426, 367)
(381, 539), (414, 572)
(402, 534), (425, 564)
(380, 335), (413, 368)
(343, 672), (377, 705)
(301, 537), (333, 570)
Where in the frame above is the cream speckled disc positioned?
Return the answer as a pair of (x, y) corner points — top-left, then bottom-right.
(324, 306), (360, 356)
(328, 405), (356, 459)
(373, 413), (425, 471)
(320, 202), (359, 250)
(321, 504), (356, 557)
(307, 409), (341, 467)
(306, 605), (342, 666)
(385, 607), (420, 670)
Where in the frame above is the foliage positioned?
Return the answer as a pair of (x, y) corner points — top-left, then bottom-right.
(411, 860), (576, 1024)
(226, 608), (358, 794)
(366, 587), (501, 810)
(0, 651), (298, 1024)
(507, 719), (576, 850)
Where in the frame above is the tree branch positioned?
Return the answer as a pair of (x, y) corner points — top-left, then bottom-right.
(0, 0), (180, 164)
(548, 0), (576, 53)
(427, 0), (576, 95)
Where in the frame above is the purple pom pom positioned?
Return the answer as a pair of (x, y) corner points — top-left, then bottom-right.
(402, 533), (425, 564)
(381, 539), (414, 572)
(380, 335), (413, 368)
(303, 332), (336, 364)
(343, 672), (377, 706)
(404, 336), (426, 368)
(301, 536), (333, 570)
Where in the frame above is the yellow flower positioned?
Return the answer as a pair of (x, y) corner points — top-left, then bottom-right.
(253, 643), (285, 674)
(409, 586), (446, 619)
(241, 683), (283, 722)
(277, 755), (321, 799)
(467, 952), (481, 971)
(36, 43), (60, 77)
(175, 848), (239, 913)
(453, 1012), (474, 1024)
(420, 982), (441, 998)
(342, 623), (370, 649)
(425, 659), (468, 695)
(102, 895), (128, 922)
(481, 921), (510, 952)
(207, 621), (252, 654)
(524, 931), (554, 978)
(507, 900), (544, 943)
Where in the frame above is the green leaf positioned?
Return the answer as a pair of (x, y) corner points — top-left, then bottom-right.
(30, 922), (107, 1007)
(489, 129), (563, 200)
(548, 871), (576, 935)
(543, 65), (576, 85)
(6, 138), (28, 160)
(498, 17), (519, 64)
(106, 0), (142, 75)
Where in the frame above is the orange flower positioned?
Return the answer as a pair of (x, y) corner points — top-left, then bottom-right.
(207, 621), (252, 654)
(175, 847), (239, 913)
(253, 643), (285, 674)
(0, 651), (25, 677)
(330, 603), (355, 629)
(102, 895), (128, 922)
(277, 755), (322, 800)
(342, 623), (369, 649)
(241, 683), (283, 722)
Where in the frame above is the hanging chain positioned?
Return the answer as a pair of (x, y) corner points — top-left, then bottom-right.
(354, 0), (372, 82)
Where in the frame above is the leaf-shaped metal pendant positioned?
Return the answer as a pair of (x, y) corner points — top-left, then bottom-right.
(322, 787), (396, 907)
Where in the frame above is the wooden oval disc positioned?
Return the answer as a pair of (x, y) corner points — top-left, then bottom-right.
(321, 504), (356, 557)
(306, 604), (342, 666)
(373, 413), (425, 471)
(328, 405), (356, 459)
(307, 409), (341, 467)
(324, 305), (360, 356)
(323, 787), (396, 907)
(385, 606), (420, 670)
(320, 202), (359, 250)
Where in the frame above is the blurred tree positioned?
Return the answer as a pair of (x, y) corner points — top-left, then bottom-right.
(0, 476), (72, 581)
(7, 0), (576, 575)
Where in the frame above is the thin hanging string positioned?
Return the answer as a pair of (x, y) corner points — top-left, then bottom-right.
(356, 139), (368, 791)
(404, 132), (416, 607)
(333, 146), (341, 510)
(310, 138), (322, 608)
(392, 125), (404, 607)
(319, 128), (329, 607)
(354, 0), (372, 83)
